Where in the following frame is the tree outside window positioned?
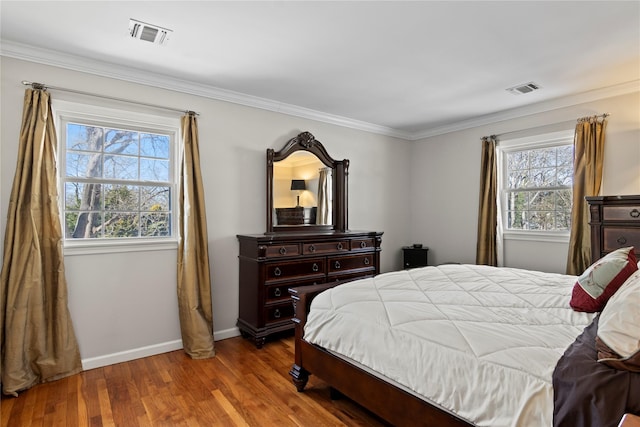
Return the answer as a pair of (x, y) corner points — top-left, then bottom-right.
(63, 123), (173, 239)
(504, 144), (573, 231)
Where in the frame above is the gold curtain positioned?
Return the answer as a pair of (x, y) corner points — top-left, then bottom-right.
(177, 113), (215, 359)
(476, 136), (498, 266)
(566, 116), (607, 275)
(0, 89), (82, 396)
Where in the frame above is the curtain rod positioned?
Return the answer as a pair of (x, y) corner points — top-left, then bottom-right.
(481, 113), (609, 141)
(21, 80), (199, 116)
(577, 112), (609, 122)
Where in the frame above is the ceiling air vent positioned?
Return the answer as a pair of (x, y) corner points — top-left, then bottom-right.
(506, 82), (541, 95)
(129, 19), (172, 46)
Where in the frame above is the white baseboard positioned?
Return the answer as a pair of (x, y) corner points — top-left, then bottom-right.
(82, 339), (184, 371)
(214, 326), (241, 341)
(81, 327), (242, 370)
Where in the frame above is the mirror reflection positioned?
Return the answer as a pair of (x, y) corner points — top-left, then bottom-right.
(266, 131), (348, 233)
(273, 151), (333, 226)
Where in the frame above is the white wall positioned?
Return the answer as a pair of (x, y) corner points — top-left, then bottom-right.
(0, 57), (412, 368)
(410, 91), (640, 272)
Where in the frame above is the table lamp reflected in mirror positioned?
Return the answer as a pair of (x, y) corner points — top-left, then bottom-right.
(290, 179), (306, 207)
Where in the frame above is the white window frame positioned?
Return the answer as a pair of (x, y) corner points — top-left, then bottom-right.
(497, 130), (574, 243)
(53, 100), (181, 255)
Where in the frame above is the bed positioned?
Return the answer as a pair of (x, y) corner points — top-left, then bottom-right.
(289, 261), (640, 426)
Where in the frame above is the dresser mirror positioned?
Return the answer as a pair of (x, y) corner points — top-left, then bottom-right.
(266, 131), (348, 233)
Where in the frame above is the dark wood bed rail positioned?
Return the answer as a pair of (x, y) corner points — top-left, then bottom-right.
(288, 283), (473, 427)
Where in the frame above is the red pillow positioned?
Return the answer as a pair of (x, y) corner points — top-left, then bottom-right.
(570, 247), (637, 312)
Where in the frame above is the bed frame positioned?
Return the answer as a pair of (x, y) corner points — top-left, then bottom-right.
(289, 283), (473, 427)
(288, 195), (640, 425)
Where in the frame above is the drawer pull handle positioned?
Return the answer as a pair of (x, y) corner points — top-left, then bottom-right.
(312, 263), (319, 272)
(274, 288), (281, 297)
(309, 244), (316, 252)
(364, 258), (370, 265)
(274, 267), (282, 277)
(335, 261), (341, 269)
(337, 242), (343, 250)
(274, 309), (281, 319)
(631, 209), (640, 218)
(360, 241), (367, 248)
(617, 236), (628, 245)
(279, 247), (287, 255)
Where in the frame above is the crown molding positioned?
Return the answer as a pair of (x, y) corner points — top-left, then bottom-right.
(2, 40), (636, 142)
(0, 40), (412, 140)
(410, 79), (640, 140)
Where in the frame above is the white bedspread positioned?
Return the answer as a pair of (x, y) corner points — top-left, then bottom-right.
(303, 264), (595, 427)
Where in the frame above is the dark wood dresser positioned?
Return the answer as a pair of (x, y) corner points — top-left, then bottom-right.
(587, 195), (640, 262)
(237, 230), (382, 347)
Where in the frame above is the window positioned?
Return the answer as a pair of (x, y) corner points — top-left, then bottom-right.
(498, 131), (574, 236)
(55, 101), (179, 251)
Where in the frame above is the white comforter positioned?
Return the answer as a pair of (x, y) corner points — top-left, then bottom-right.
(304, 264), (595, 427)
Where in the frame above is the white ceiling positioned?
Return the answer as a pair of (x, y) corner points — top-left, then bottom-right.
(1, 1), (639, 139)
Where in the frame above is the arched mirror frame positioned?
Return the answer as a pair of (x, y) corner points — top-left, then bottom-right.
(267, 131), (348, 234)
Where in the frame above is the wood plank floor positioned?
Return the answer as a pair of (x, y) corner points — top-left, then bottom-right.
(1, 335), (389, 426)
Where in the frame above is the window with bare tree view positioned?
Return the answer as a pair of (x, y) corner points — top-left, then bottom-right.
(63, 122), (174, 239)
(501, 135), (574, 232)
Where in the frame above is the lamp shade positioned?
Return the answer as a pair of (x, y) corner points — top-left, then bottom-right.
(290, 179), (306, 191)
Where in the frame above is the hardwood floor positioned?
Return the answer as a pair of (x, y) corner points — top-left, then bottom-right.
(1, 335), (389, 426)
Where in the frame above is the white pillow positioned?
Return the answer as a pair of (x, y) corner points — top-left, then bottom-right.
(596, 269), (640, 371)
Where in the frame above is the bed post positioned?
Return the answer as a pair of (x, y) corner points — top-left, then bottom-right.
(289, 287), (309, 391)
(289, 283), (338, 391)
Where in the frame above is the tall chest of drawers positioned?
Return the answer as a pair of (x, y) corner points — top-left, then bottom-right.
(237, 231), (383, 347)
(587, 195), (640, 262)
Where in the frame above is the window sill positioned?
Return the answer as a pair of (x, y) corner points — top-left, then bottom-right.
(503, 230), (570, 243)
(63, 238), (179, 256)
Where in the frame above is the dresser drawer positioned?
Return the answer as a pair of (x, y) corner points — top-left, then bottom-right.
(603, 227), (640, 253)
(263, 243), (301, 258)
(351, 238), (376, 251)
(265, 258), (326, 281)
(264, 302), (295, 325)
(265, 277), (325, 303)
(603, 205), (640, 222)
(303, 240), (350, 255)
(328, 254), (375, 274)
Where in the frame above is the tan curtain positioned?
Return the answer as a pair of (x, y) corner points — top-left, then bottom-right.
(566, 116), (607, 275)
(0, 89), (82, 396)
(177, 113), (215, 359)
(476, 136), (498, 266)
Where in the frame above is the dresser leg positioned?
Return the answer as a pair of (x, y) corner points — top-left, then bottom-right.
(254, 336), (266, 349)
